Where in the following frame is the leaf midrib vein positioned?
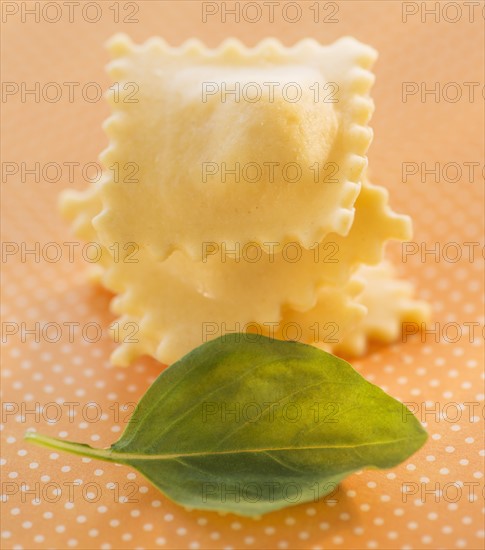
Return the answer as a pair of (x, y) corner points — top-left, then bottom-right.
(111, 436), (421, 461)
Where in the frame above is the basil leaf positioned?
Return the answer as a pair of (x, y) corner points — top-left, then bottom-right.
(25, 334), (427, 516)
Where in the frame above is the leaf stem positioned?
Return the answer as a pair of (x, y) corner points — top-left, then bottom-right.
(24, 431), (116, 463)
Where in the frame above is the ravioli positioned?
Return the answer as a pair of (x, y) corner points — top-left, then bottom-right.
(60, 35), (428, 366)
(93, 34), (377, 261)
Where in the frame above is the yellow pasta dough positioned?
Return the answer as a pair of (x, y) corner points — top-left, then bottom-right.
(93, 34), (377, 261)
(60, 35), (428, 366)
(282, 261), (430, 357)
(334, 261), (431, 356)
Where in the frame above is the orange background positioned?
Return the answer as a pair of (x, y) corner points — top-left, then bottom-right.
(1, 1), (484, 549)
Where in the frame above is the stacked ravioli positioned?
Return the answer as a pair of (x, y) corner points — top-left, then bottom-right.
(61, 34), (429, 366)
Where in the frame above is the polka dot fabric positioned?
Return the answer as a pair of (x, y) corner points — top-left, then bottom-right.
(1, 2), (483, 549)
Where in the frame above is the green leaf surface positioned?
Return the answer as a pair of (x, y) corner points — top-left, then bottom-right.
(25, 334), (427, 516)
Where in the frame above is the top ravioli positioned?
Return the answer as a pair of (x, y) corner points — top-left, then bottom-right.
(93, 35), (377, 261)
